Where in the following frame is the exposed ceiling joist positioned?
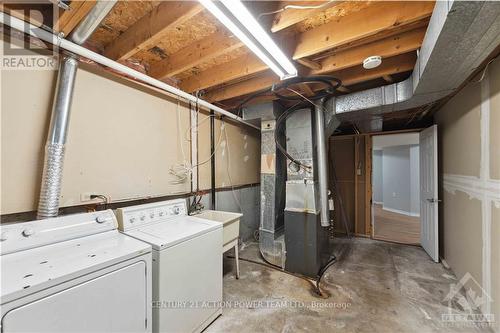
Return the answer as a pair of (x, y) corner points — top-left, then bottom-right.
(179, 53), (268, 93)
(179, 1), (432, 94)
(182, 26), (424, 94)
(150, 30), (242, 80)
(103, 2), (203, 61)
(56, 1), (97, 36)
(298, 82), (316, 97)
(205, 52), (416, 102)
(382, 75), (394, 83)
(271, 0), (344, 32)
(310, 27), (426, 75)
(293, 1), (434, 59)
(296, 58), (322, 70)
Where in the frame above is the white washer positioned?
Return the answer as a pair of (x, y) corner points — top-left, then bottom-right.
(115, 199), (223, 333)
(0, 210), (152, 333)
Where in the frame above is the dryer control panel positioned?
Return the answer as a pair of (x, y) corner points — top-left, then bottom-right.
(115, 199), (187, 231)
(0, 210), (117, 255)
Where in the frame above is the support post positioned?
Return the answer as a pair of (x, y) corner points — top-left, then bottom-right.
(210, 110), (216, 210)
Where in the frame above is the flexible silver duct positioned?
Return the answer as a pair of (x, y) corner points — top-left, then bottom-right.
(314, 98), (330, 227)
(37, 55), (78, 218)
(37, 1), (116, 219)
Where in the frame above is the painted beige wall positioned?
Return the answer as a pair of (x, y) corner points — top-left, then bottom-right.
(1, 49), (260, 214)
(435, 56), (499, 329)
(489, 59), (500, 180)
(492, 205), (500, 332)
(441, 191), (483, 286)
(197, 114), (260, 190)
(436, 79), (481, 177)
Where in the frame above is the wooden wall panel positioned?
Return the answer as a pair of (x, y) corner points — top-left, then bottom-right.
(329, 135), (371, 237)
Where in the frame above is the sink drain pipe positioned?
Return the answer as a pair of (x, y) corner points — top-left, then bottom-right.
(36, 1), (117, 219)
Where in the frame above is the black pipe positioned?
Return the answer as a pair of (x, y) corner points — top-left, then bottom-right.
(210, 110), (216, 210)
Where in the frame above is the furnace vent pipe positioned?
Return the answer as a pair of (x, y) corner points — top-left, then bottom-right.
(315, 98), (330, 227)
(36, 1), (117, 219)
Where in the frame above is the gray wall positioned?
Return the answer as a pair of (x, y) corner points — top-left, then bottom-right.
(381, 145), (420, 216)
(372, 150), (384, 203)
(199, 185), (260, 242)
(382, 145), (411, 214)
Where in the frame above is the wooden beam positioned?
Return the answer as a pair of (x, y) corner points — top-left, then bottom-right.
(354, 136), (359, 234)
(190, 27), (421, 96)
(103, 2), (203, 61)
(180, 2), (431, 93)
(55, 1), (97, 36)
(293, 1), (434, 59)
(365, 134), (373, 236)
(298, 83), (315, 97)
(382, 75), (394, 83)
(206, 52), (416, 102)
(271, 1), (343, 32)
(311, 27), (425, 75)
(179, 53), (268, 93)
(296, 58), (322, 70)
(150, 30), (243, 80)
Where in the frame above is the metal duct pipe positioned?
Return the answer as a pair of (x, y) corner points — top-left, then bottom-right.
(36, 1), (116, 219)
(327, 1), (500, 131)
(69, 1), (117, 43)
(37, 55), (78, 218)
(314, 99), (330, 227)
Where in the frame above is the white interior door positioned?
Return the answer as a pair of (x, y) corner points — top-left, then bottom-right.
(419, 125), (439, 262)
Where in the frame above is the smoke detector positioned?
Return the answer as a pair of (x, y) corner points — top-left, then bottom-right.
(363, 56), (382, 69)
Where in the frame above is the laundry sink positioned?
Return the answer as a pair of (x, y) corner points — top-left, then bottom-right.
(194, 210), (242, 251)
(193, 210), (243, 279)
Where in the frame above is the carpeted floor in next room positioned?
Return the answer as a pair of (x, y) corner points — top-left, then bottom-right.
(205, 238), (494, 333)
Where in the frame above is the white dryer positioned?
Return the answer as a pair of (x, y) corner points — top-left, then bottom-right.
(0, 210), (152, 333)
(115, 199), (223, 333)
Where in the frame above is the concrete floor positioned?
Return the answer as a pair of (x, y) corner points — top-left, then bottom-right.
(206, 237), (493, 333)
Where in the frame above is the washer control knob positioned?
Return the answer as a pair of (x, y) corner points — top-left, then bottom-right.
(173, 206), (180, 215)
(129, 217), (136, 223)
(159, 211), (164, 217)
(22, 228), (35, 237)
(140, 214), (146, 221)
(150, 212), (155, 219)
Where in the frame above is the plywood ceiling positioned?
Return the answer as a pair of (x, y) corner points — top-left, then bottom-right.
(5, 0), (435, 109)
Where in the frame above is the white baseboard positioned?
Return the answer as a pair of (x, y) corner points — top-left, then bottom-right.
(382, 206), (419, 217)
(373, 201), (383, 205)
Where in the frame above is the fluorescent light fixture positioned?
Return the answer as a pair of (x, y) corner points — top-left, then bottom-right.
(199, 0), (297, 80)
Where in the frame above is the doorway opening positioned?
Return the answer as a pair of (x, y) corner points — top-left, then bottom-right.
(372, 133), (421, 245)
